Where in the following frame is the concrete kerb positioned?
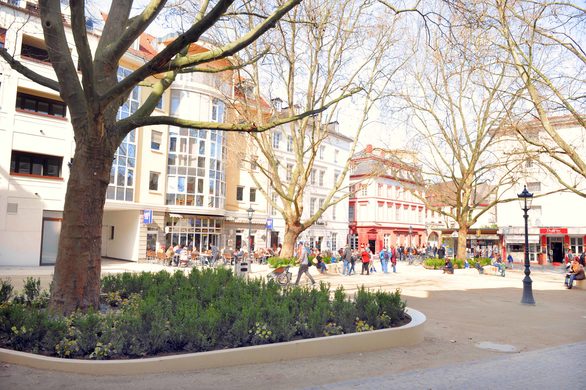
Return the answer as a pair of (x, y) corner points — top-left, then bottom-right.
(0, 308), (425, 376)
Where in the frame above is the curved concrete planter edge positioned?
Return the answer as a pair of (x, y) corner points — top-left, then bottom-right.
(0, 307), (426, 375)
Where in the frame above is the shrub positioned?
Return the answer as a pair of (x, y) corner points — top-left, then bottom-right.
(0, 279), (13, 304)
(0, 269), (408, 359)
(267, 257), (297, 268)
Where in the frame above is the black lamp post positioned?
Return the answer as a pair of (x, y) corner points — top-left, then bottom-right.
(247, 206), (255, 256)
(518, 185), (535, 305)
(409, 225), (413, 249)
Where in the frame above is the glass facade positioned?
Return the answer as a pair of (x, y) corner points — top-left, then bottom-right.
(107, 67), (139, 201)
(165, 98), (226, 209)
(166, 215), (223, 252)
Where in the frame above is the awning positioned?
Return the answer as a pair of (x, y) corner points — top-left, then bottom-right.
(169, 213), (183, 219)
(505, 235), (540, 244)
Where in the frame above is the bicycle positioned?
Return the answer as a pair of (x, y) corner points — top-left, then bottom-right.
(266, 266), (292, 286)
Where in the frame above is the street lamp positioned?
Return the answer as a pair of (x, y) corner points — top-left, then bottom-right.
(247, 205), (255, 257)
(409, 225), (413, 249)
(518, 185), (535, 305)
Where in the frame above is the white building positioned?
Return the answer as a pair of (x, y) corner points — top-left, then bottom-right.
(495, 116), (586, 263)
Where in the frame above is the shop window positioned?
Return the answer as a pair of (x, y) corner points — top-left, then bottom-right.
(16, 92), (66, 118)
(570, 237), (583, 255)
(10, 151), (62, 178)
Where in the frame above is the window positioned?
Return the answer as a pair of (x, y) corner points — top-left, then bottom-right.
(331, 232), (338, 252)
(310, 169), (316, 185)
(236, 186), (244, 201)
(287, 135), (294, 152)
(170, 90), (181, 115)
(249, 188), (256, 203)
(16, 92), (66, 118)
(21, 35), (50, 63)
(361, 185), (367, 196)
(310, 197), (316, 216)
(334, 170), (340, 185)
(0, 28), (6, 49)
(527, 182), (541, 192)
(318, 170), (325, 186)
(151, 130), (162, 151)
(271, 193), (278, 216)
(332, 204), (337, 220)
(155, 97), (163, 110)
(211, 98), (225, 122)
(525, 159), (533, 168)
(319, 145), (325, 159)
(378, 183), (384, 197)
(349, 204), (355, 221)
(334, 149), (339, 163)
(570, 237), (583, 255)
(10, 151), (62, 178)
(272, 132), (281, 149)
(286, 164), (293, 181)
(149, 172), (159, 191)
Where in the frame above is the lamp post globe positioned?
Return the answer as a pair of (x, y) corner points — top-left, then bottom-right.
(518, 185), (535, 305)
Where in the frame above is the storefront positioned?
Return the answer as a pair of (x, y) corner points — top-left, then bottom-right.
(539, 227), (585, 263)
(164, 214), (224, 252)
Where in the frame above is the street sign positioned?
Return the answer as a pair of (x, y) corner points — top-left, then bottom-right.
(143, 209), (153, 224)
(266, 218), (273, 230)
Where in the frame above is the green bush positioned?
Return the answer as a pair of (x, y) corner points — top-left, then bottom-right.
(0, 279), (13, 304)
(422, 258), (445, 269)
(0, 269), (407, 359)
(267, 256), (297, 268)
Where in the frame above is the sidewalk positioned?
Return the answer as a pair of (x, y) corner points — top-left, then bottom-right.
(1, 260), (585, 389)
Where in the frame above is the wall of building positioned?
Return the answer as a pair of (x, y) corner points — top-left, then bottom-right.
(101, 210), (140, 261)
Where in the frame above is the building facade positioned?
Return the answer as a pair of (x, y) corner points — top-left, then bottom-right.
(349, 145), (427, 253)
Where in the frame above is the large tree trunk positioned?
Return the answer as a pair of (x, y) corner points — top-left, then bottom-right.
(281, 222), (304, 258)
(49, 125), (115, 314)
(457, 225), (468, 261)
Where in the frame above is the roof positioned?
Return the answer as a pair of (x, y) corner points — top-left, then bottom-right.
(351, 145), (423, 184)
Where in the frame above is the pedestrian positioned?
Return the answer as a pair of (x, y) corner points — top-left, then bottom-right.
(360, 245), (370, 275)
(369, 248), (377, 273)
(390, 245), (397, 273)
(294, 242), (316, 285)
(349, 249), (357, 275)
(342, 245), (352, 275)
(379, 247), (389, 273)
(507, 253), (514, 269)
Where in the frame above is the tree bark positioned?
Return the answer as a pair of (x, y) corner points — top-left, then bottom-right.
(457, 225), (468, 261)
(281, 222), (303, 258)
(49, 123), (115, 314)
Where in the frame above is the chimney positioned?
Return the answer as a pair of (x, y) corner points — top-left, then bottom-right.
(365, 144), (373, 153)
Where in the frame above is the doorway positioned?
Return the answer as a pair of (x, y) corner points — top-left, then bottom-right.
(368, 239), (376, 254)
(40, 213), (62, 265)
(552, 242), (564, 263)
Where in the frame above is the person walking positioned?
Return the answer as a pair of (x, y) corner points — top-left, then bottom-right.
(349, 249), (357, 275)
(390, 245), (397, 273)
(360, 245), (370, 275)
(379, 247), (389, 273)
(294, 242), (316, 286)
(342, 245), (352, 275)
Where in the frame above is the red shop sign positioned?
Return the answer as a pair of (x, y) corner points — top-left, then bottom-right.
(539, 228), (568, 235)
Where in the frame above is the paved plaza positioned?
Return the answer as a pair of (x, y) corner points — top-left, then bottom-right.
(0, 260), (585, 389)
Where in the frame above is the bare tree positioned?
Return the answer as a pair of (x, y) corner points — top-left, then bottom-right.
(0, 0), (320, 314)
(228, 0), (405, 257)
(495, 1), (586, 196)
(397, 11), (524, 260)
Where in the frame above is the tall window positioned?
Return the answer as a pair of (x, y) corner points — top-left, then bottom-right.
(318, 170), (325, 186)
(10, 151), (62, 178)
(310, 197), (316, 216)
(334, 149), (339, 163)
(361, 185), (368, 196)
(310, 169), (316, 185)
(272, 132), (281, 149)
(332, 204), (337, 220)
(331, 232), (338, 252)
(211, 98), (225, 122)
(249, 188), (256, 203)
(151, 130), (162, 151)
(149, 172), (159, 191)
(236, 186), (244, 201)
(570, 237), (583, 255)
(271, 193), (278, 216)
(108, 67), (139, 202)
(319, 145), (325, 159)
(334, 170), (340, 185)
(287, 135), (294, 152)
(166, 127), (225, 208)
(286, 163), (293, 181)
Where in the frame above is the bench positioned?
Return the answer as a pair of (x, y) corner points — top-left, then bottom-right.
(574, 279), (585, 289)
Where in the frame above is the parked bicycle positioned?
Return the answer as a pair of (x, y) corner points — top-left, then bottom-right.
(266, 266), (292, 286)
